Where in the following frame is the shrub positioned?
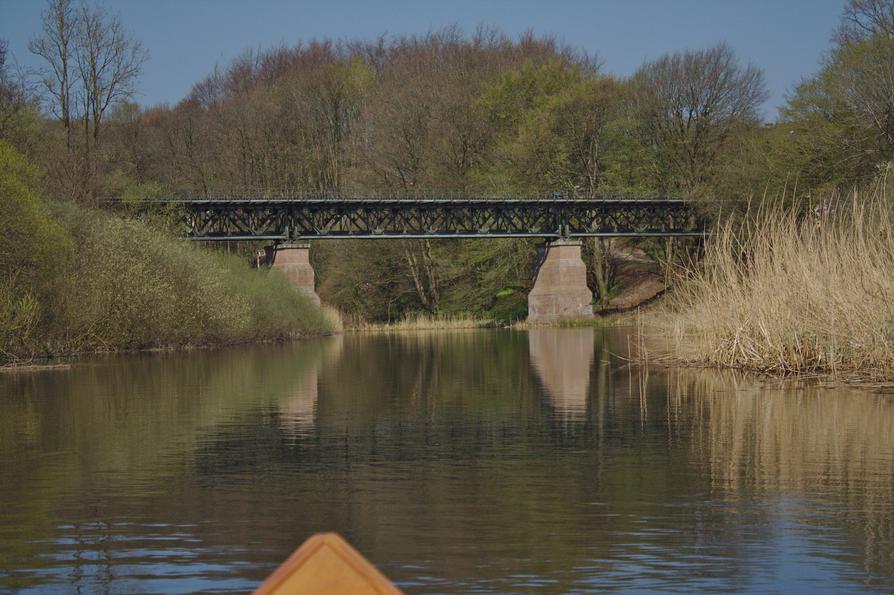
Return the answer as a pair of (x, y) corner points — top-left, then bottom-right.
(0, 146), (332, 363)
(0, 141), (73, 360)
(52, 204), (332, 354)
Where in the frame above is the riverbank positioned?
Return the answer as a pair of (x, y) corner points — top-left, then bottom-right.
(1, 142), (336, 366)
(647, 189), (894, 384)
(0, 331), (344, 372)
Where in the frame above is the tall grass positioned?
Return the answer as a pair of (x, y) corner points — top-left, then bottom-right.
(652, 188), (894, 381)
(319, 304), (345, 332)
(352, 313), (493, 332)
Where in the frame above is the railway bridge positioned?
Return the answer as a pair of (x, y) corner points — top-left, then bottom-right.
(147, 196), (705, 321)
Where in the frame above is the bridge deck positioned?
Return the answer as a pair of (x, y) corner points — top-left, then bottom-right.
(138, 197), (705, 240)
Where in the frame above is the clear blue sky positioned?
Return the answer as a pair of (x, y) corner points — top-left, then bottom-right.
(1, 0), (846, 120)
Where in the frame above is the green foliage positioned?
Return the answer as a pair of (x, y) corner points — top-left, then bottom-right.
(339, 55), (376, 99)
(0, 106), (43, 154)
(771, 39), (894, 195)
(474, 60), (589, 192)
(477, 60), (585, 131)
(0, 283), (40, 361)
(0, 148), (331, 363)
(0, 141), (73, 289)
(437, 239), (537, 317)
(506, 78), (646, 194)
(0, 142), (73, 359)
(49, 203), (331, 355)
(120, 180), (168, 205)
(488, 289), (528, 323)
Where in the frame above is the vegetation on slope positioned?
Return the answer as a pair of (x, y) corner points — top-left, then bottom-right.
(0, 141), (332, 364)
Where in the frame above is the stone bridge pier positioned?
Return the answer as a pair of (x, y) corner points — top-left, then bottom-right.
(527, 239), (593, 322)
(269, 243), (321, 306)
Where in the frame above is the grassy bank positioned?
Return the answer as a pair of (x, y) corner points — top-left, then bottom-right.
(651, 188), (894, 382)
(0, 142), (334, 365)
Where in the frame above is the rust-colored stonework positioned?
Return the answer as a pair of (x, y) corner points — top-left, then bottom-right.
(527, 240), (593, 322)
(270, 243), (321, 306)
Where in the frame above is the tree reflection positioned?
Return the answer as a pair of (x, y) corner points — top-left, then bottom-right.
(1, 332), (893, 591)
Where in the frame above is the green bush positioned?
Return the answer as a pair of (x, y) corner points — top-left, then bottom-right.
(0, 142), (332, 363)
(0, 141), (73, 289)
(0, 283), (40, 360)
(51, 203), (332, 354)
(488, 288), (528, 323)
(0, 141), (73, 359)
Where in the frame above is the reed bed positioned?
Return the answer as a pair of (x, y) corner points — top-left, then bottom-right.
(352, 313), (493, 333)
(650, 189), (894, 382)
(513, 312), (638, 329)
(320, 304), (345, 333)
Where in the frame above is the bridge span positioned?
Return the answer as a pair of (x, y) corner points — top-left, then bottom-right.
(151, 196), (704, 241)
(135, 196), (705, 322)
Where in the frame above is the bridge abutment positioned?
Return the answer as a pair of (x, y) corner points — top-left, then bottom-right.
(527, 239), (593, 322)
(270, 243), (321, 306)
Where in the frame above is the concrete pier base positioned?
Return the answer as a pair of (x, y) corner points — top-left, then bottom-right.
(270, 243), (321, 306)
(527, 239), (593, 322)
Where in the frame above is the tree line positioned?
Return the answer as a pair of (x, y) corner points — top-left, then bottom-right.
(2, 0), (893, 322)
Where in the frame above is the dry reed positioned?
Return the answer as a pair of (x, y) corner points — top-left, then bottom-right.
(352, 313), (493, 332)
(320, 304), (345, 332)
(650, 188), (894, 382)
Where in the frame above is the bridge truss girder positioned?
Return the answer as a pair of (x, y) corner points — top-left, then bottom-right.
(162, 198), (704, 241)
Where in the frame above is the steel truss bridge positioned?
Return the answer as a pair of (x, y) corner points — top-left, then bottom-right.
(144, 197), (706, 241)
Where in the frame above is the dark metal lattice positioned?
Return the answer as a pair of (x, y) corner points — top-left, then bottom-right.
(143, 197), (705, 241)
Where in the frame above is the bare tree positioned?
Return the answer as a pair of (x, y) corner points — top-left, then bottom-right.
(631, 43), (767, 194)
(74, 3), (145, 202)
(0, 40), (30, 139)
(840, 0), (894, 41)
(833, 0), (894, 149)
(29, 0), (145, 202)
(75, 3), (145, 144)
(28, 0), (76, 146)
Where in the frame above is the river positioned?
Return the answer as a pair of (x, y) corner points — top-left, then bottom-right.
(1, 328), (893, 593)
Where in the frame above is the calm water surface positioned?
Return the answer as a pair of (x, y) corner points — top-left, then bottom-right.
(1, 328), (893, 593)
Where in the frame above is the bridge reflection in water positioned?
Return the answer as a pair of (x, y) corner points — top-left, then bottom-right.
(277, 335), (343, 438)
(527, 328), (595, 420)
